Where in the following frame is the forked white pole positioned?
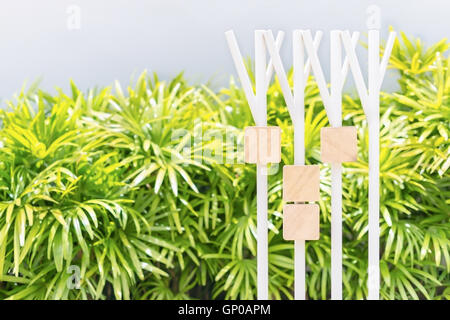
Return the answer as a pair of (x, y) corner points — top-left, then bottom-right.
(264, 29), (322, 300)
(342, 29), (396, 300)
(303, 29), (358, 300)
(329, 31), (343, 300)
(225, 30), (284, 120)
(225, 29), (285, 300)
(367, 30), (381, 300)
(255, 30), (269, 300)
(293, 30), (306, 300)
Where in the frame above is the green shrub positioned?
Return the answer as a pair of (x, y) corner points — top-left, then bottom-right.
(0, 32), (448, 300)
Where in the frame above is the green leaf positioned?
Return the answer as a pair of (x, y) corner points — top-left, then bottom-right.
(51, 209), (67, 227)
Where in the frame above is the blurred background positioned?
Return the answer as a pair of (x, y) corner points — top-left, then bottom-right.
(0, 0), (448, 101)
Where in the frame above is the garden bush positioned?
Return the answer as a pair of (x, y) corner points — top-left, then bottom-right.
(0, 32), (448, 300)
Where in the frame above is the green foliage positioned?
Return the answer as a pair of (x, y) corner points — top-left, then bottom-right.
(0, 32), (448, 300)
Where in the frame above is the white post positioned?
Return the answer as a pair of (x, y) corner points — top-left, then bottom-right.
(293, 30), (306, 300)
(225, 29), (284, 300)
(264, 29), (322, 300)
(302, 30), (358, 300)
(329, 31), (343, 300)
(342, 30), (396, 300)
(255, 30), (269, 300)
(367, 29), (381, 300)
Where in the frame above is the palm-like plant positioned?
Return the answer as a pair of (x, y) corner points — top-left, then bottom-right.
(0, 31), (448, 300)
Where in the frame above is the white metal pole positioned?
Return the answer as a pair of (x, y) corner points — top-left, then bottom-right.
(303, 30), (359, 300)
(330, 31), (343, 300)
(225, 29), (275, 300)
(255, 30), (269, 300)
(264, 30), (322, 300)
(342, 29), (395, 300)
(367, 29), (380, 300)
(293, 30), (306, 300)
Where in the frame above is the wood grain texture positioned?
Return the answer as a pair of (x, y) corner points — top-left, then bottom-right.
(244, 126), (281, 164)
(321, 126), (357, 163)
(283, 165), (320, 202)
(283, 203), (320, 240)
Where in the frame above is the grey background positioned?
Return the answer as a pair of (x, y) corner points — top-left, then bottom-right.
(0, 0), (448, 103)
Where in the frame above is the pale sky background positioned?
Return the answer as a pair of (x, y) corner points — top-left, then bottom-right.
(0, 0), (448, 103)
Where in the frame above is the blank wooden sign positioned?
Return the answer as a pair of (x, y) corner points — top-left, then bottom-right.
(244, 126), (281, 164)
(283, 204), (320, 240)
(321, 126), (357, 163)
(283, 165), (320, 202)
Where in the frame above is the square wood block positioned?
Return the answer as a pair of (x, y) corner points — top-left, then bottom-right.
(321, 126), (357, 163)
(283, 204), (320, 241)
(283, 165), (320, 202)
(244, 126), (281, 164)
